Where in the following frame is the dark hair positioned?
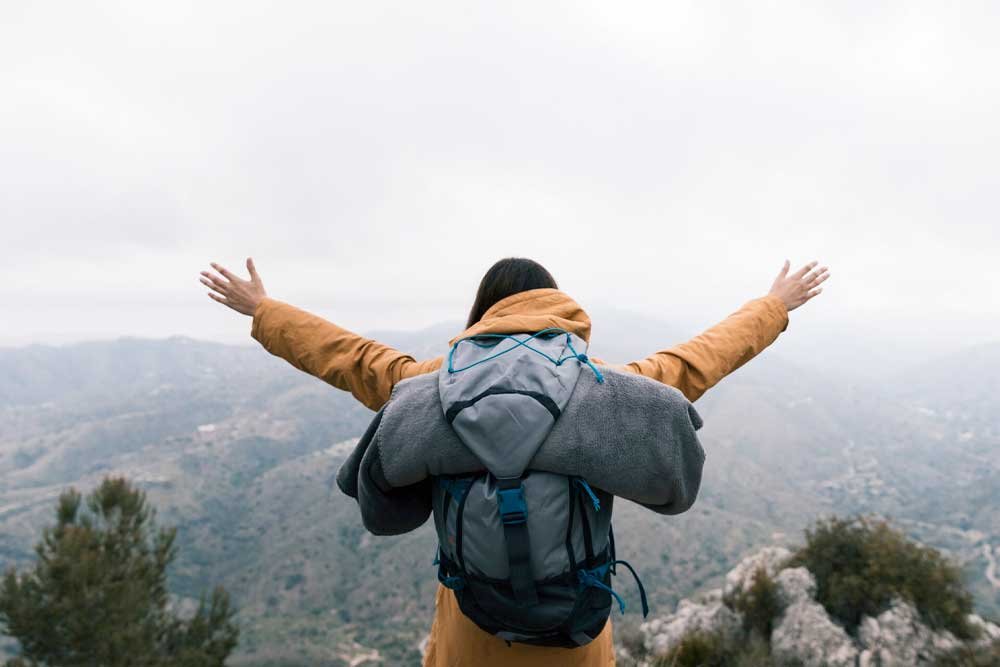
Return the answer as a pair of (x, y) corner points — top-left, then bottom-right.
(466, 258), (558, 328)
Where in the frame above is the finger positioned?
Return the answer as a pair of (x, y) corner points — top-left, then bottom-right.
(806, 287), (823, 299)
(777, 259), (790, 279)
(210, 262), (240, 282)
(791, 260), (819, 280)
(247, 257), (261, 284)
(807, 270), (830, 289)
(200, 277), (228, 295)
(200, 271), (230, 290)
(802, 266), (828, 285)
(208, 292), (228, 303)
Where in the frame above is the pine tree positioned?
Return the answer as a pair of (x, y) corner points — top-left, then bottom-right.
(0, 477), (239, 666)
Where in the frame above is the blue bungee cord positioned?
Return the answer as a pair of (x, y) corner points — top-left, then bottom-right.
(447, 328), (604, 383)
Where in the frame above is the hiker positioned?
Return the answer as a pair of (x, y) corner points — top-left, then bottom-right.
(199, 256), (828, 666)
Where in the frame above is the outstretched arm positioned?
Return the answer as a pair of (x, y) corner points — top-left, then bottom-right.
(200, 258), (442, 411)
(623, 260), (829, 402)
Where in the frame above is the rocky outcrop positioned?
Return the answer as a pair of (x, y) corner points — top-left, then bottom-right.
(768, 566), (858, 666)
(857, 598), (961, 666)
(968, 612), (1000, 648)
(639, 589), (742, 656)
(773, 566), (815, 607)
(723, 546), (791, 599)
(639, 547), (1000, 666)
(771, 598), (858, 667)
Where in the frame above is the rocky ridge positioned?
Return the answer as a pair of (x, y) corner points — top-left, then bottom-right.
(634, 547), (1000, 666)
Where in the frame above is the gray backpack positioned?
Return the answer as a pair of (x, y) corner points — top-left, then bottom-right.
(432, 329), (648, 647)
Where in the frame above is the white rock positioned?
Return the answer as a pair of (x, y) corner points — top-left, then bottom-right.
(723, 546), (792, 599)
(968, 613), (1000, 648)
(771, 599), (858, 667)
(774, 566), (816, 607)
(858, 598), (960, 665)
(640, 594), (743, 656)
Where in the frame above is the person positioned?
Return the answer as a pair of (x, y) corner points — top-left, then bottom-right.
(199, 256), (829, 666)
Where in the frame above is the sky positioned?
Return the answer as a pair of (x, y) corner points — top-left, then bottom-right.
(2, 2), (998, 371)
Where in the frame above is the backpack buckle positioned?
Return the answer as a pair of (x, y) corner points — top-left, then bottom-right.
(496, 485), (527, 525)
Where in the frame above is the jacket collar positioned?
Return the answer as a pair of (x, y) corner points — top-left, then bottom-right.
(449, 288), (593, 345)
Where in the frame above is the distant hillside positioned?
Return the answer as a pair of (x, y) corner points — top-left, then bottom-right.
(1, 318), (998, 665)
(889, 341), (1000, 429)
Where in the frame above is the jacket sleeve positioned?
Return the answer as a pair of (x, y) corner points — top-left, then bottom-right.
(621, 294), (789, 402)
(250, 297), (443, 411)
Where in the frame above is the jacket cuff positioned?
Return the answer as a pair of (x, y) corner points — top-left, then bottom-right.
(250, 296), (279, 343)
(761, 294), (789, 333)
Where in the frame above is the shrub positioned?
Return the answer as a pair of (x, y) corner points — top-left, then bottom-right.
(790, 515), (975, 638)
(656, 631), (727, 667)
(728, 635), (777, 667)
(654, 631), (775, 667)
(729, 566), (783, 638)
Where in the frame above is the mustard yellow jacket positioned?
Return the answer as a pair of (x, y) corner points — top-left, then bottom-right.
(251, 288), (789, 667)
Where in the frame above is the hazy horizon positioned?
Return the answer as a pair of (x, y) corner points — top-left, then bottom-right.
(4, 300), (995, 389)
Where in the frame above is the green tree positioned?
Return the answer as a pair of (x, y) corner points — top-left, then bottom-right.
(0, 477), (238, 666)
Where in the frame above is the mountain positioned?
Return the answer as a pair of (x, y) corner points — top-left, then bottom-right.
(1, 320), (998, 665)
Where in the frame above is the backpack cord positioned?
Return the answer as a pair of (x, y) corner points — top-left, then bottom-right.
(447, 329), (605, 383)
(577, 559), (650, 617)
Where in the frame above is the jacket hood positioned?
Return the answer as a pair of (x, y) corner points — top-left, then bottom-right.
(450, 289), (592, 346)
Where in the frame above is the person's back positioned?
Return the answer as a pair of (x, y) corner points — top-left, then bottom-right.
(200, 254), (829, 665)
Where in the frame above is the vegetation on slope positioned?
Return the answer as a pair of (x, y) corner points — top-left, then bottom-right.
(790, 515), (975, 638)
(0, 477), (237, 667)
(728, 567), (783, 638)
(656, 632), (775, 667)
(640, 515), (992, 667)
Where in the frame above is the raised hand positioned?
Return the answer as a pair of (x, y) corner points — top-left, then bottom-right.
(769, 260), (829, 312)
(200, 257), (268, 316)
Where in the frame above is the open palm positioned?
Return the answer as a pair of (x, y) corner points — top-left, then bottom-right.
(199, 258), (267, 316)
(769, 260), (829, 311)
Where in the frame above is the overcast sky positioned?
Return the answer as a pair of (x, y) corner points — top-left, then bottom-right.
(2, 2), (997, 369)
